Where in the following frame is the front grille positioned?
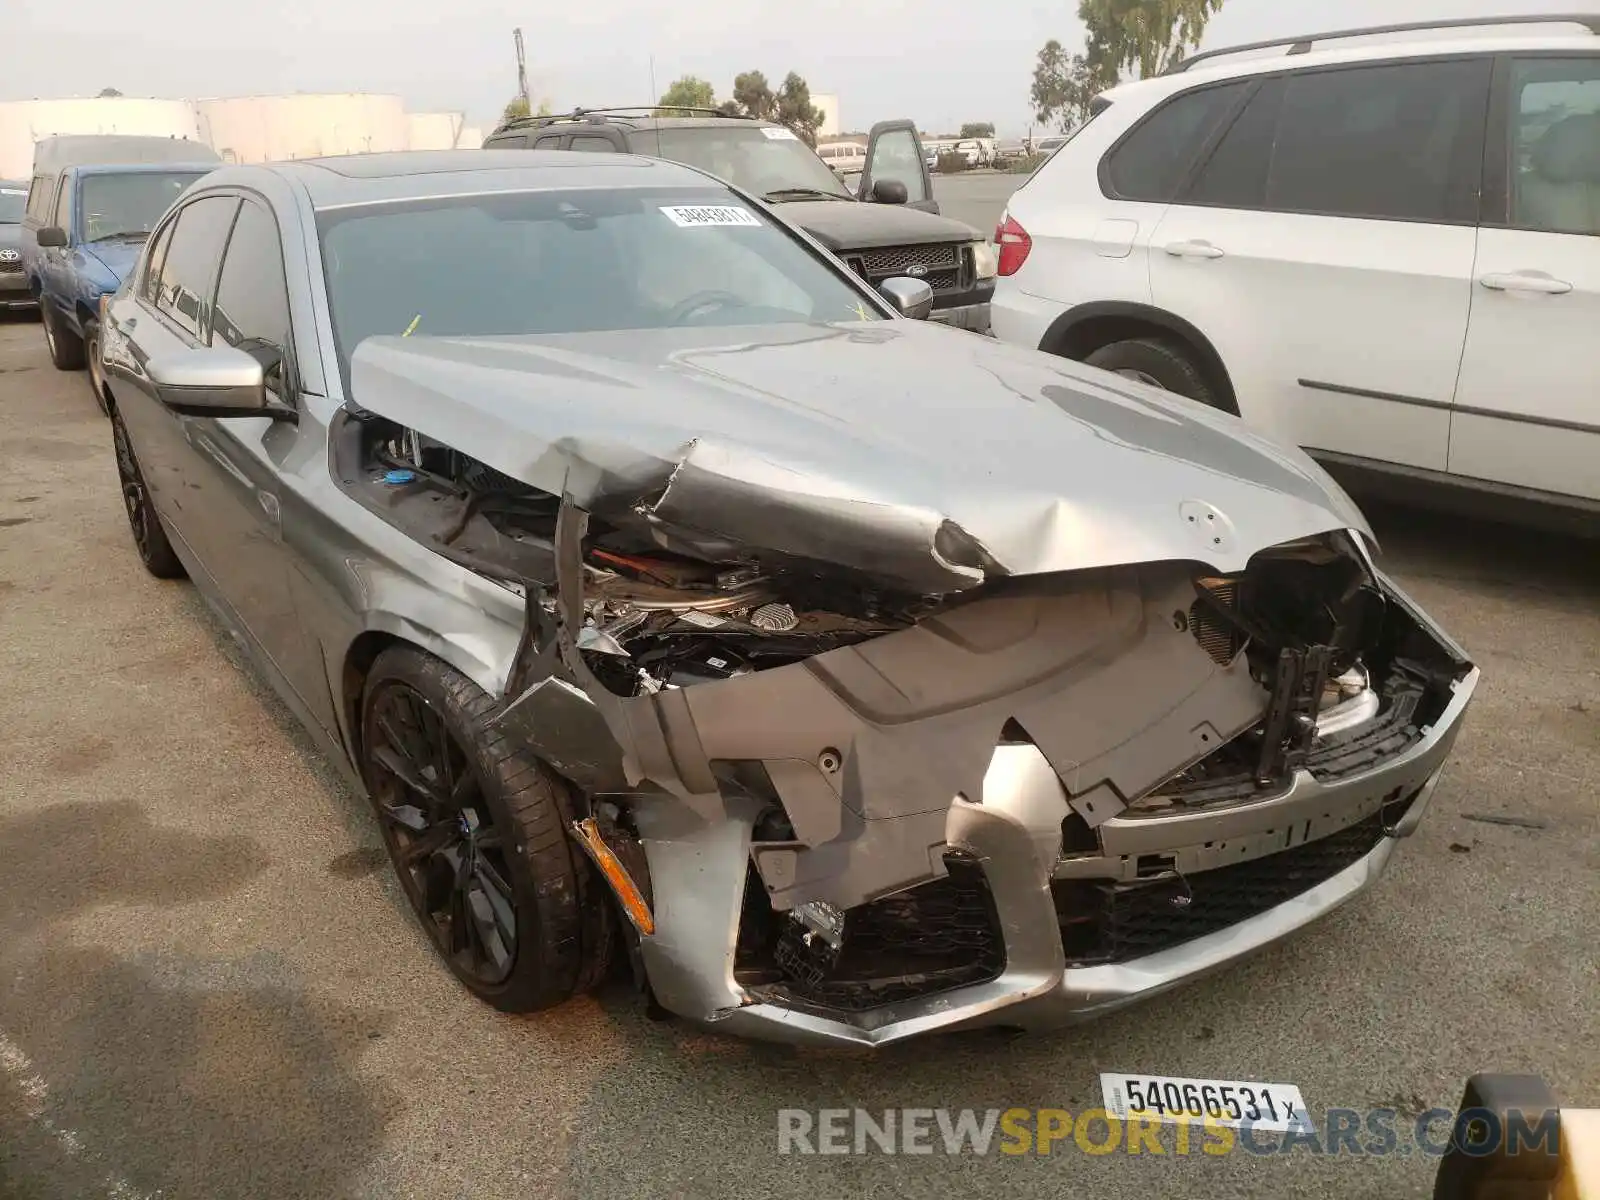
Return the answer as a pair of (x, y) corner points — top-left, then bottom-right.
(845, 243), (970, 298)
(758, 855), (1006, 1012)
(860, 243), (959, 276)
(0, 259), (21, 275)
(1052, 803), (1410, 967)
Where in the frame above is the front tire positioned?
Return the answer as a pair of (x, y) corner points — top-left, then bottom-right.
(1084, 337), (1219, 408)
(42, 303), (85, 371)
(111, 412), (186, 579)
(360, 647), (614, 1012)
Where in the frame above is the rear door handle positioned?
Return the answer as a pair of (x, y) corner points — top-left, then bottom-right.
(1479, 271), (1572, 295)
(1164, 240), (1225, 259)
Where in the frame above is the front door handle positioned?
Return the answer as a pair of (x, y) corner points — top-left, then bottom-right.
(1479, 271), (1572, 295)
(1164, 239), (1225, 259)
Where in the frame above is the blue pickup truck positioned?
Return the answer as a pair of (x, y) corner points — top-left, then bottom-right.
(20, 135), (219, 411)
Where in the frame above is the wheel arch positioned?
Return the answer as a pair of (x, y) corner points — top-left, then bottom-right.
(1038, 301), (1239, 415)
(338, 619), (507, 772)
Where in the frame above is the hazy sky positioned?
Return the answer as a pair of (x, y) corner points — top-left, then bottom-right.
(4, 0), (1584, 136)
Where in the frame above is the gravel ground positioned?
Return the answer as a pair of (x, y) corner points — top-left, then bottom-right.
(0, 311), (1595, 1200)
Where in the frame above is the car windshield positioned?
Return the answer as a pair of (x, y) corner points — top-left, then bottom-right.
(318, 185), (882, 377)
(642, 127), (852, 201)
(79, 171), (207, 242)
(0, 187), (25, 223)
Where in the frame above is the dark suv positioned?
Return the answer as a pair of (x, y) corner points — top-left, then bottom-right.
(482, 110), (996, 332)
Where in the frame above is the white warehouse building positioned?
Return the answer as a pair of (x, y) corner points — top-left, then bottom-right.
(0, 97), (202, 178)
(0, 93), (483, 178)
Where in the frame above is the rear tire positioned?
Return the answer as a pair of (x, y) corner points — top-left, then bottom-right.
(42, 303), (85, 371)
(111, 412), (185, 579)
(360, 646), (615, 1012)
(1085, 337), (1219, 408)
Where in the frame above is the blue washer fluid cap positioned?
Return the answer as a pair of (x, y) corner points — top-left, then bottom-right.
(383, 468), (416, 485)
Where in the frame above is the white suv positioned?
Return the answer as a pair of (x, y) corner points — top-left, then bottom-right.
(992, 15), (1600, 513)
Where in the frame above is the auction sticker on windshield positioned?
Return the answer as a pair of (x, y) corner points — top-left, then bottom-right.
(760, 127), (799, 140)
(1100, 1073), (1310, 1133)
(659, 205), (763, 228)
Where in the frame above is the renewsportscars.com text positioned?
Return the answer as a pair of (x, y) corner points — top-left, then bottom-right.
(776, 1107), (1560, 1158)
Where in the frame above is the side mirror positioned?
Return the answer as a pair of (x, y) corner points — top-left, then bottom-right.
(869, 178), (909, 205)
(36, 226), (67, 248)
(877, 277), (934, 320)
(145, 346), (271, 417)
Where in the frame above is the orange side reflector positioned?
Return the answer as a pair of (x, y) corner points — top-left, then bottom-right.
(571, 817), (655, 936)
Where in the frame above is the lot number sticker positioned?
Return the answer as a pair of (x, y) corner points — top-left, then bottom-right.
(659, 205), (762, 228)
(1100, 1073), (1311, 1133)
(761, 127), (799, 140)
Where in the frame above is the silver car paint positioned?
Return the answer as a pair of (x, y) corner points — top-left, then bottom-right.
(101, 152), (1474, 1045)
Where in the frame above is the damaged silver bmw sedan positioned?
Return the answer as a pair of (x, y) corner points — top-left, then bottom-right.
(100, 150), (1477, 1046)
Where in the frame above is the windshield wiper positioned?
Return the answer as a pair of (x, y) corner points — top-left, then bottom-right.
(88, 230), (151, 244)
(761, 187), (852, 203)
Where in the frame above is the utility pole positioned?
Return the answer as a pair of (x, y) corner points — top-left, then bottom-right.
(649, 55), (658, 104)
(513, 28), (530, 109)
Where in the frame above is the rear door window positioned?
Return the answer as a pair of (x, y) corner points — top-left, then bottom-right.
(1262, 59), (1490, 223)
(1185, 79), (1283, 208)
(153, 195), (240, 339)
(26, 174), (56, 222)
(1103, 83), (1249, 202)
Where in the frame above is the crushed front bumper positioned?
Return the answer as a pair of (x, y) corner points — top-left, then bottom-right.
(634, 642), (1476, 1047)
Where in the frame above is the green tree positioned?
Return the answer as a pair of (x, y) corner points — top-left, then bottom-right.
(502, 95), (554, 124)
(774, 72), (824, 146)
(731, 71), (777, 120)
(959, 122), (995, 138)
(1029, 40), (1105, 131)
(1080, 0), (1225, 80)
(657, 75), (715, 114)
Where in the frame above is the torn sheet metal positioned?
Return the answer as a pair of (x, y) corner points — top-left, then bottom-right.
(349, 321), (1372, 593)
(545, 493), (1265, 914)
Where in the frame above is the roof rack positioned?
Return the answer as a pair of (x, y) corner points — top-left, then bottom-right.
(1168, 12), (1600, 73)
(502, 104), (750, 130)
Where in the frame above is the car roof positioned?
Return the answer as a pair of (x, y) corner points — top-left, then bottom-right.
(494, 115), (777, 137)
(1101, 28), (1600, 105)
(32, 135), (222, 173)
(200, 149), (722, 208)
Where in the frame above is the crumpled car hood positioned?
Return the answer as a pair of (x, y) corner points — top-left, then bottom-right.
(349, 320), (1372, 592)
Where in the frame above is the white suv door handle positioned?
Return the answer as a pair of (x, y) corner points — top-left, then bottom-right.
(1479, 271), (1572, 295)
(1164, 240), (1225, 259)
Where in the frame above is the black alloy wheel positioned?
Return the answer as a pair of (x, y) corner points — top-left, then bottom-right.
(111, 413), (185, 578)
(358, 647), (613, 1011)
(366, 678), (520, 986)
